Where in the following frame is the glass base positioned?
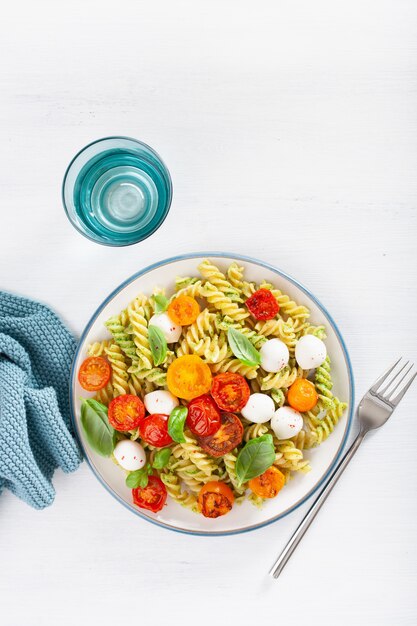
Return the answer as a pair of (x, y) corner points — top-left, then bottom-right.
(90, 166), (158, 233)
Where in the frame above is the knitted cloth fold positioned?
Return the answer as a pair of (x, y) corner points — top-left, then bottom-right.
(0, 291), (82, 509)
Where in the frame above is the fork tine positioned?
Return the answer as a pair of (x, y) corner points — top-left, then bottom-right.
(370, 357), (402, 394)
(389, 367), (416, 406)
(377, 360), (409, 396)
(384, 362), (414, 397)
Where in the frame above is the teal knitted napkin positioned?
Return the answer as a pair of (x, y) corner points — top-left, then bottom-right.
(0, 291), (82, 509)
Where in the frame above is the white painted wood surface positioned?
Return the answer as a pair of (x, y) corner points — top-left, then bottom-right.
(1, 1), (416, 624)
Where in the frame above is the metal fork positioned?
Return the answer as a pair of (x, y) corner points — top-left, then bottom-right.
(269, 358), (416, 579)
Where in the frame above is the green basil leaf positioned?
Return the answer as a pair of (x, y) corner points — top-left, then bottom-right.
(80, 399), (116, 457)
(227, 327), (261, 367)
(148, 325), (168, 366)
(168, 406), (188, 443)
(153, 294), (168, 314)
(152, 448), (172, 469)
(235, 434), (275, 486)
(125, 467), (150, 489)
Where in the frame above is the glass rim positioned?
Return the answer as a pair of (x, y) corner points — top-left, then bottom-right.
(62, 135), (173, 247)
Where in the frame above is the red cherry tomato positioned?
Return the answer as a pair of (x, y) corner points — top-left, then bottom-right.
(132, 476), (167, 513)
(187, 394), (221, 437)
(211, 373), (250, 412)
(197, 412), (244, 457)
(245, 288), (280, 320)
(108, 394), (145, 431)
(139, 414), (173, 448)
(78, 356), (111, 392)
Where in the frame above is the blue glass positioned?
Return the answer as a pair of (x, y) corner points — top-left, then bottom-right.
(62, 137), (172, 246)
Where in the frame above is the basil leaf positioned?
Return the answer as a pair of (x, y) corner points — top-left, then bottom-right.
(125, 467), (150, 489)
(80, 399), (116, 457)
(227, 327), (261, 367)
(152, 448), (172, 469)
(235, 434), (275, 486)
(168, 406), (188, 443)
(153, 294), (168, 314)
(148, 325), (168, 366)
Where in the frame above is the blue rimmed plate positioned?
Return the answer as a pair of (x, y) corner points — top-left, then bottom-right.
(70, 253), (354, 535)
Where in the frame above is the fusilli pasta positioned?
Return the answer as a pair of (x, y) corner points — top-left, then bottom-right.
(105, 343), (130, 396)
(80, 258), (347, 517)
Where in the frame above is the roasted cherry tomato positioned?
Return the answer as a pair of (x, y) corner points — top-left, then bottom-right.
(78, 356), (111, 392)
(197, 412), (243, 457)
(108, 394), (145, 431)
(211, 372), (250, 412)
(198, 481), (234, 518)
(245, 288), (280, 320)
(287, 378), (318, 412)
(187, 394), (221, 437)
(139, 413), (173, 447)
(167, 355), (212, 400)
(132, 476), (167, 513)
(167, 295), (200, 325)
(249, 466), (286, 499)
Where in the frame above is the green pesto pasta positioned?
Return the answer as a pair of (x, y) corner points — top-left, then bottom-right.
(104, 313), (138, 363)
(81, 259), (348, 517)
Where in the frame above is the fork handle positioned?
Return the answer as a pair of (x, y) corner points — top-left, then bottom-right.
(269, 430), (366, 579)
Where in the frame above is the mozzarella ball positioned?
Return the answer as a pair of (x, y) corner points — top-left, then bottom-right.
(241, 393), (275, 423)
(113, 439), (146, 471)
(270, 407), (303, 440)
(144, 390), (179, 415)
(260, 339), (289, 373)
(295, 335), (327, 370)
(149, 312), (182, 343)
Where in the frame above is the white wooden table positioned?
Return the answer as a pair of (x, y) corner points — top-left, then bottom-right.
(1, 1), (416, 624)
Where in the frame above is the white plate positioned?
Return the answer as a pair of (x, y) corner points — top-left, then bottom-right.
(70, 253), (354, 535)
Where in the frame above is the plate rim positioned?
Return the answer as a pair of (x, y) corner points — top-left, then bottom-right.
(69, 251), (355, 536)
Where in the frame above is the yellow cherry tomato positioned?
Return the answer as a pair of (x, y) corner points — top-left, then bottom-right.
(167, 295), (200, 325)
(198, 481), (234, 518)
(167, 355), (212, 400)
(249, 466), (286, 498)
(287, 378), (318, 412)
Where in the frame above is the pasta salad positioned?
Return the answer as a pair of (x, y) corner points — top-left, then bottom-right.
(77, 259), (347, 518)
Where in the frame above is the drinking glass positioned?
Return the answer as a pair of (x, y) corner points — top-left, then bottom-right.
(62, 136), (172, 246)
